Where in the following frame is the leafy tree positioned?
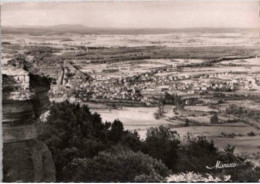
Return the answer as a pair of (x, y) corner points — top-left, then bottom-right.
(154, 103), (165, 119)
(143, 126), (180, 171)
(39, 101), (110, 181)
(40, 101), (143, 181)
(121, 131), (144, 152)
(109, 119), (124, 142)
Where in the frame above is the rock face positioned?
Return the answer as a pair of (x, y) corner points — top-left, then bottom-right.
(3, 140), (56, 182)
(2, 65), (56, 182)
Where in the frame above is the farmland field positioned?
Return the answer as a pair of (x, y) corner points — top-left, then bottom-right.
(3, 27), (260, 157)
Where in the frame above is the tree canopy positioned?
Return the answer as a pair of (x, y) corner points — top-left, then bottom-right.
(40, 101), (260, 182)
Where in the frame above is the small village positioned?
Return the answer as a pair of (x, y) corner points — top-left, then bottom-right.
(45, 57), (260, 109)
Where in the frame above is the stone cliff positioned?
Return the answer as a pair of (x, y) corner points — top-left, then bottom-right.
(2, 65), (56, 182)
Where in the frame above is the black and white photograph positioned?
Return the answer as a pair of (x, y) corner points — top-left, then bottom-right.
(1, 0), (260, 182)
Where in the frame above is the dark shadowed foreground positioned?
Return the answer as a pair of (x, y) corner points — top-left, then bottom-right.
(39, 101), (260, 182)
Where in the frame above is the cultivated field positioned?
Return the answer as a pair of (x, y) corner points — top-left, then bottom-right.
(2, 28), (260, 156)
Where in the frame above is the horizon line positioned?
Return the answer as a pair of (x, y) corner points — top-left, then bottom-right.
(2, 24), (259, 30)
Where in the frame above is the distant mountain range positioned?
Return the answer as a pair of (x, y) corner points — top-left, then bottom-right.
(2, 24), (258, 35)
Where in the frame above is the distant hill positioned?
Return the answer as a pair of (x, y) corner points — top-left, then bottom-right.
(2, 25), (258, 35)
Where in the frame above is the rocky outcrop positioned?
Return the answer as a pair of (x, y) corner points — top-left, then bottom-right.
(3, 139), (55, 182)
(30, 73), (52, 119)
(2, 65), (56, 182)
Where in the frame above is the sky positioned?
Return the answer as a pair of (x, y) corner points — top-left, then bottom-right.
(1, 1), (259, 28)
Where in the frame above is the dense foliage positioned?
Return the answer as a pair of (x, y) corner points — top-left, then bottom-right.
(226, 104), (260, 119)
(40, 101), (260, 182)
(71, 146), (169, 182)
(163, 93), (185, 108)
(40, 101), (149, 181)
(142, 126), (180, 171)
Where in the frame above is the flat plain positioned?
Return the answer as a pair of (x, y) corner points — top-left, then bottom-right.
(2, 27), (260, 156)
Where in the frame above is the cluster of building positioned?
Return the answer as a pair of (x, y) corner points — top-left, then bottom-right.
(47, 57), (260, 106)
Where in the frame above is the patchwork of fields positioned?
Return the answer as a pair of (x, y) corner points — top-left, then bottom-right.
(2, 28), (260, 157)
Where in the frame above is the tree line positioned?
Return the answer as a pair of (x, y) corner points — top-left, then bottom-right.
(40, 101), (260, 182)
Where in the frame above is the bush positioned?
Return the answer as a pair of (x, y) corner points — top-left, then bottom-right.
(210, 113), (219, 124)
(221, 132), (236, 138)
(225, 161), (260, 182)
(218, 99), (225, 104)
(223, 144), (235, 154)
(176, 136), (219, 173)
(247, 131), (256, 136)
(185, 119), (190, 126)
(71, 146), (170, 182)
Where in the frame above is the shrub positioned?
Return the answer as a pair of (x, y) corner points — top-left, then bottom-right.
(225, 161), (260, 182)
(71, 146), (170, 182)
(185, 119), (190, 126)
(218, 99), (225, 104)
(223, 144), (235, 154)
(210, 113), (219, 124)
(176, 136), (219, 173)
(221, 132), (236, 138)
(247, 131), (256, 136)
